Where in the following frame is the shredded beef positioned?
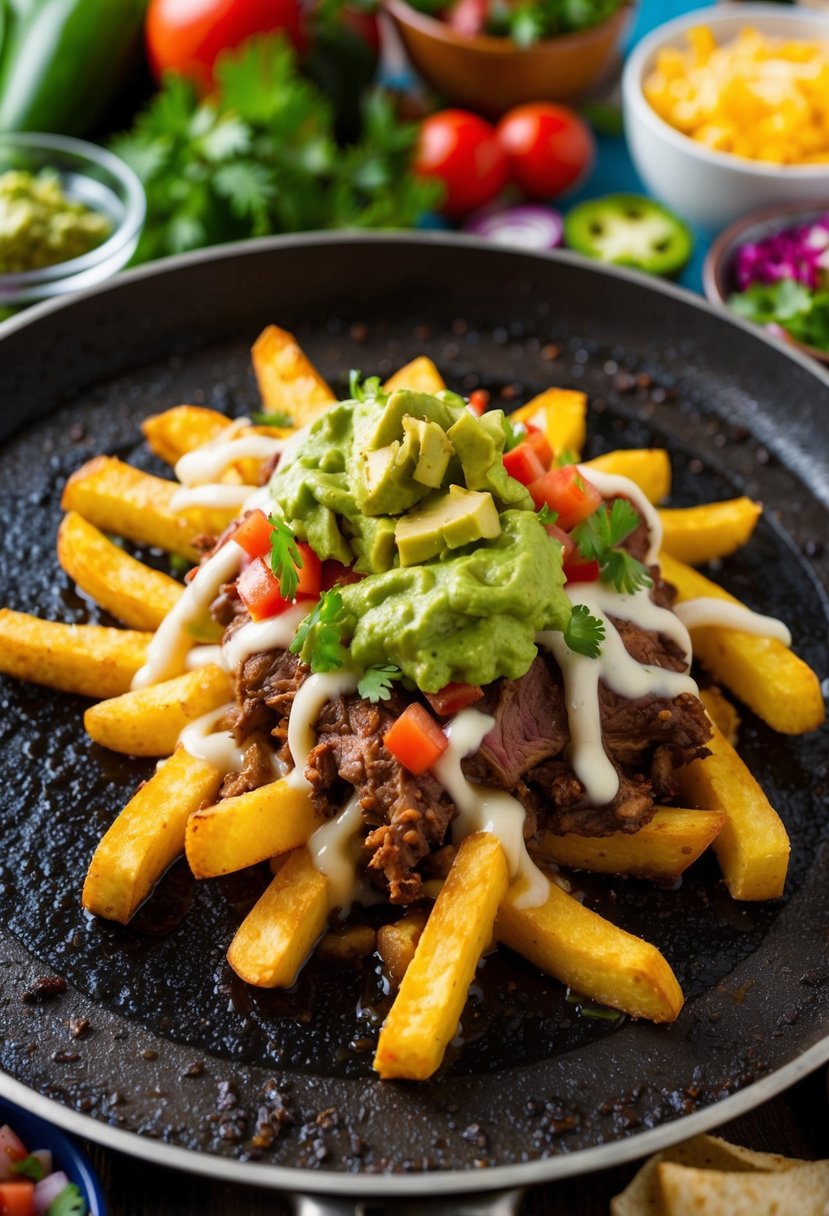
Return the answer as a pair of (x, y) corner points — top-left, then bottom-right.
(218, 734), (276, 799)
(467, 656), (568, 787)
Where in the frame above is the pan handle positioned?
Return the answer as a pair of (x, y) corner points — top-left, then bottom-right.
(292, 1187), (525, 1215)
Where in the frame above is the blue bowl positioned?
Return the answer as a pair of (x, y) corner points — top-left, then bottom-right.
(0, 1097), (106, 1216)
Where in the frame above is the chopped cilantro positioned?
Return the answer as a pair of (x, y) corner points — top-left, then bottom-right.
(357, 663), (402, 702)
(563, 604), (605, 658)
(290, 588), (349, 672)
(250, 409), (294, 427)
(13, 1155), (45, 1182)
(571, 499), (653, 595)
(268, 514), (302, 601)
(501, 414), (525, 451)
(536, 503), (559, 528)
(46, 1183), (85, 1216)
(349, 369), (388, 404)
(555, 449), (579, 467)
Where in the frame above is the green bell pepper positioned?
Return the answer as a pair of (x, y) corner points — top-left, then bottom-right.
(0, 0), (148, 137)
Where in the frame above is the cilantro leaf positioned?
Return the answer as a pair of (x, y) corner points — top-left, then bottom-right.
(46, 1183), (85, 1216)
(601, 547), (653, 595)
(349, 369), (387, 404)
(268, 515), (302, 600)
(536, 504), (559, 528)
(250, 409), (294, 427)
(13, 1155), (45, 1182)
(290, 589), (349, 672)
(563, 604), (605, 658)
(555, 449), (579, 467)
(357, 664), (401, 702)
(571, 499), (653, 594)
(501, 415), (525, 451)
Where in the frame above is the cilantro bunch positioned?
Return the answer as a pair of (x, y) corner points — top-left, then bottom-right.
(111, 38), (440, 264)
(729, 278), (829, 354)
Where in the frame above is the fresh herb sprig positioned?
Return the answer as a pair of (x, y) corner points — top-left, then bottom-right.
(250, 409), (294, 427)
(571, 499), (652, 595)
(563, 603), (605, 658)
(358, 663), (402, 701)
(536, 503), (559, 528)
(349, 369), (388, 404)
(13, 1155), (46, 1182)
(268, 514), (302, 600)
(291, 588), (349, 672)
(47, 1185), (85, 1216)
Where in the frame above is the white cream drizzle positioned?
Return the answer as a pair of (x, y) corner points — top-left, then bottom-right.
(578, 464), (663, 563)
(433, 708), (550, 909)
(185, 645), (224, 670)
(221, 603), (309, 672)
(175, 433), (286, 487)
(178, 702), (246, 771)
(170, 484), (251, 512)
(132, 540), (243, 689)
(674, 597), (792, 645)
(307, 792), (364, 911)
(286, 671), (360, 790)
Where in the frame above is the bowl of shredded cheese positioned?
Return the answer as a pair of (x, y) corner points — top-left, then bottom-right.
(622, 4), (829, 230)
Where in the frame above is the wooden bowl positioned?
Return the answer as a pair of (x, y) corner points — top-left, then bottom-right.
(384, 0), (631, 118)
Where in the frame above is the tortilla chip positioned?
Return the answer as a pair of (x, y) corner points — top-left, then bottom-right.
(657, 1159), (829, 1216)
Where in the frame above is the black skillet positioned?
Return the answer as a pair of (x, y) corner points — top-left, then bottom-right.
(0, 234), (828, 1215)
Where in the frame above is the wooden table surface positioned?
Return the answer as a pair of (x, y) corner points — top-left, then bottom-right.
(83, 1065), (829, 1214)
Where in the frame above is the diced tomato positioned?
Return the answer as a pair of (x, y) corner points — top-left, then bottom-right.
(230, 509), (272, 560)
(321, 560), (363, 590)
(294, 543), (322, 598)
(384, 703), (448, 775)
(237, 557), (293, 621)
(467, 388), (489, 416)
(0, 1128), (27, 1182)
(545, 523), (575, 564)
(528, 465), (602, 532)
(0, 1180), (35, 1216)
(523, 427), (553, 469)
(425, 682), (484, 716)
(563, 554), (600, 583)
(503, 441), (546, 486)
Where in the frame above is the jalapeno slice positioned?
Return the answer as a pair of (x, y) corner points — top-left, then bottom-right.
(564, 194), (693, 277)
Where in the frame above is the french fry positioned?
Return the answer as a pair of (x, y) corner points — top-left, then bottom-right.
(660, 551), (825, 734)
(659, 497), (762, 564)
(142, 405), (233, 465)
(185, 777), (321, 878)
(510, 387), (588, 458)
(57, 512), (182, 631)
(83, 665), (232, 756)
(374, 833), (508, 1081)
(675, 717), (790, 900)
(383, 356), (446, 395)
(0, 609), (150, 698)
(699, 686), (740, 746)
(377, 908), (428, 989)
(535, 807), (726, 882)
(62, 456), (237, 560)
(317, 924), (376, 965)
(252, 325), (336, 425)
(496, 877), (684, 1022)
(226, 847), (329, 987)
(82, 747), (222, 923)
(582, 448), (671, 503)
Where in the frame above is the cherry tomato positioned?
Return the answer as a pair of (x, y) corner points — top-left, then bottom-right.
(496, 103), (594, 200)
(146, 0), (306, 92)
(415, 110), (509, 219)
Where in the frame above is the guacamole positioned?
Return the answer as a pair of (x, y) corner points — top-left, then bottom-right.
(270, 385), (570, 692)
(0, 169), (111, 275)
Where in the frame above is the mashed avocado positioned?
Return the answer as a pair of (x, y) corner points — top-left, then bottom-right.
(270, 385), (570, 691)
(0, 169), (111, 274)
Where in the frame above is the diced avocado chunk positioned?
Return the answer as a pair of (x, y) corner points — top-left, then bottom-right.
(366, 389), (462, 450)
(395, 486), (501, 566)
(403, 416), (455, 487)
(446, 411), (498, 491)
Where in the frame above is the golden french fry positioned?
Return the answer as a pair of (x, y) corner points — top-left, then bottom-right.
(84, 665), (232, 757)
(0, 609), (150, 698)
(510, 387), (588, 459)
(583, 448), (671, 503)
(62, 456), (237, 560)
(675, 718), (790, 900)
(656, 1160), (829, 1216)
(699, 686), (740, 746)
(142, 405), (233, 465)
(374, 832), (509, 1081)
(317, 924), (376, 965)
(497, 877), (684, 1022)
(535, 807), (726, 882)
(383, 356), (446, 395)
(660, 551), (824, 734)
(185, 777), (321, 878)
(252, 325), (336, 425)
(376, 909), (428, 989)
(226, 848), (329, 987)
(58, 511), (182, 631)
(82, 747), (222, 923)
(659, 497), (762, 564)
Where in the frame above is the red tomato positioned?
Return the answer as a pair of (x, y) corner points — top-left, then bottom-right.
(563, 554), (600, 583)
(425, 682), (484, 716)
(384, 703), (448, 775)
(294, 542), (322, 598)
(467, 388), (489, 416)
(237, 557), (292, 620)
(503, 440), (546, 486)
(528, 465), (602, 532)
(496, 103), (594, 200)
(0, 1181), (35, 1216)
(523, 427), (553, 469)
(545, 522), (575, 564)
(415, 110), (509, 219)
(230, 509), (272, 559)
(146, 0), (306, 91)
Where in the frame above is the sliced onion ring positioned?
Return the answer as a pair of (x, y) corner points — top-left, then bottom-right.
(463, 204), (564, 250)
(34, 1170), (69, 1215)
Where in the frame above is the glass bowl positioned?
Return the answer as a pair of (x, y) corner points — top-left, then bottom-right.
(0, 131), (145, 308)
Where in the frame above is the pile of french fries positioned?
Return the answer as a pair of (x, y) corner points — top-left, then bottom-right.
(0, 326), (824, 1083)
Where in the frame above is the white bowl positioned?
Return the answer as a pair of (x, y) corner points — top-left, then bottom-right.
(622, 4), (829, 232)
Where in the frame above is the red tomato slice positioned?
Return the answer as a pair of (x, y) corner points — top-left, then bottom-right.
(230, 509), (272, 560)
(384, 703), (448, 775)
(237, 557), (293, 621)
(0, 1180), (35, 1216)
(503, 440), (546, 486)
(415, 110), (509, 219)
(425, 682), (484, 716)
(528, 465), (602, 532)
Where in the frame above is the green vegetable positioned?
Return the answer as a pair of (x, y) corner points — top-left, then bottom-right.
(571, 498), (652, 594)
(0, 168), (110, 274)
(433, 0), (625, 46)
(564, 194), (693, 277)
(46, 1182), (86, 1216)
(291, 588), (350, 672)
(0, 0), (147, 136)
(250, 409), (294, 427)
(111, 37), (439, 264)
(536, 503), (559, 527)
(13, 1153), (46, 1182)
(349, 368), (387, 405)
(563, 603), (605, 658)
(729, 278), (829, 353)
(357, 663), (402, 702)
(269, 514), (302, 600)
